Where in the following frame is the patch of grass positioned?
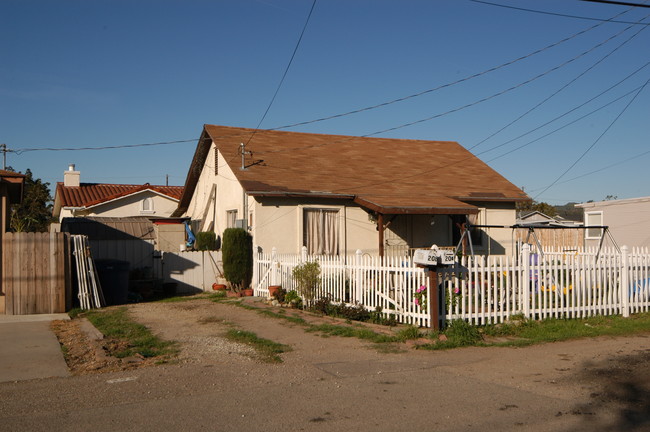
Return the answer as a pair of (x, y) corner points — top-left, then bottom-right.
(224, 329), (292, 363)
(68, 308), (84, 319)
(396, 325), (421, 341)
(84, 307), (178, 359)
(482, 312), (650, 346)
(306, 323), (397, 343)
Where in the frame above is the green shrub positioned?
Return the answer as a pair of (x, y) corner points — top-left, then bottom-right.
(284, 290), (303, 308)
(222, 228), (253, 291)
(195, 231), (219, 251)
(444, 319), (482, 346)
(292, 261), (320, 305)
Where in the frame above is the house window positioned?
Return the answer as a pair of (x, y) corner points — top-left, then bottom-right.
(141, 197), (154, 214)
(227, 210), (238, 228)
(585, 211), (603, 240)
(303, 208), (339, 255)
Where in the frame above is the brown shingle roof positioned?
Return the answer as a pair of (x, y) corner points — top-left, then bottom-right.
(56, 183), (184, 208)
(176, 125), (528, 215)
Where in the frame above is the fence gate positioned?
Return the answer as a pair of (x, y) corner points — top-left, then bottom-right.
(2, 232), (72, 315)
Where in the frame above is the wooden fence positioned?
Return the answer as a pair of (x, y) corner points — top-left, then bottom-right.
(2, 232), (72, 315)
(255, 245), (650, 328)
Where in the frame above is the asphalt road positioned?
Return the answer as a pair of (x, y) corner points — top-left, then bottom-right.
(1, 331), (649, 432)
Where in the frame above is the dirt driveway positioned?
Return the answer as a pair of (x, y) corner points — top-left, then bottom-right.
(45, 295), (650, 431)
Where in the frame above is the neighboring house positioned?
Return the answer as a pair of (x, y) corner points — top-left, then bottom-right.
(173, 125), (529, 257)
(517, 211), (582, 227)
(51, 165), (186, 290)
(52, 165), (183, 222)
(515, 211), (583, 250)
(577, 196), (650, 249)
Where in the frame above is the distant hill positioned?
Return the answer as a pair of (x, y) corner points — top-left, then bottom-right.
(555, 202), (583, 222)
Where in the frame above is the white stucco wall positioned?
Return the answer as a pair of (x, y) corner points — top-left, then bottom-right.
(65, 191), (178, 220)
(579, 197), (650, 249)
(185, 145), (249, 235)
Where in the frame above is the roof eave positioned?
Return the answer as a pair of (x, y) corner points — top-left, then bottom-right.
(353, 197), (478, 215)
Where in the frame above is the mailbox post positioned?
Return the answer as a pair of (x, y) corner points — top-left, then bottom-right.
(413, 246), (455, 330)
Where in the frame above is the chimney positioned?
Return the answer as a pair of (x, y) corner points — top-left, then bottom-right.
(64, 164), (80, 187)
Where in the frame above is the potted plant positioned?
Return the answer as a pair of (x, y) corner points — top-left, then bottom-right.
(268, 285), (282, 298)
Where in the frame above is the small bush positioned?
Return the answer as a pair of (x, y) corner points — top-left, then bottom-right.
(444, 319), (482, 346)
(195, 231), (219, 251)
(292, 261), (320, 305)
(284, 290), (303, 308)
(222, 228), (253, 291)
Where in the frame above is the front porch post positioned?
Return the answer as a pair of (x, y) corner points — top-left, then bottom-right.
(378, 212), (384, 258)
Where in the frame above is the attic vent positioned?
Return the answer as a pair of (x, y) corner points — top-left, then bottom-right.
(214, 145), (218, 176)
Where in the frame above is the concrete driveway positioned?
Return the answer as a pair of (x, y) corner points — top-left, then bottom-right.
(0, 314), (70, 383)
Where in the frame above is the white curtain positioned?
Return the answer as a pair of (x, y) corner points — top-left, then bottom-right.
(304, 209), (339, 255)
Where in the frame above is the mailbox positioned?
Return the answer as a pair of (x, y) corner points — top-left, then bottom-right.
(413, 245), (455, 267)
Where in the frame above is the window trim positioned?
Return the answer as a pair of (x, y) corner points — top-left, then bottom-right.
(300, 206), (341, 256)
(140, 197), (154, 214)
(585, 211), (604, 240)
(226, 209), (238, 229)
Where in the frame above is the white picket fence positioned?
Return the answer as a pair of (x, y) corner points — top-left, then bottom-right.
(254, 245), (650, 328)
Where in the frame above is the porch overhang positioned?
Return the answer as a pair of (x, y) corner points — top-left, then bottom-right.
(353, 196), (479, 215)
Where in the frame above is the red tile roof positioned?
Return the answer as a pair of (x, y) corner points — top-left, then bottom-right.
(175, 125), (528, 216)
(56, 183), (184, 208)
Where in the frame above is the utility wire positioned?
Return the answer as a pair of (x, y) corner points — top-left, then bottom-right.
(580, 0), (650, 8)
(533, 77), (650, 200)
(8, 1), (623, 155)
(242, 0), (317, 148)
(469, 0), (650, 25)
(13, 139), (196, 154)
(485, 84), (646, 162)
(479, 60), (650, 158)
(527, 147), (650, 191)
(469, 12), (649, 151)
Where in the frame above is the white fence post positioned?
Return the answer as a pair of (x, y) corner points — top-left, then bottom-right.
(522, 244), (531, 319)
(621, 245), (630, 318)
(355, 249), (362, 303)
(271, 247), (278, 286)
(301, 245), (308, 263)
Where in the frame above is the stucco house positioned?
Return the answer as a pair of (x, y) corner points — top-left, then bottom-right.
(52, 164), (183, 222)
(173, 125), (529, 257)
(577, 196), (650, 249)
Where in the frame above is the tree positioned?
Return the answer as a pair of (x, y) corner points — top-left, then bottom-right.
(516, 200), (557, 217)
(10, 168), (54, 232)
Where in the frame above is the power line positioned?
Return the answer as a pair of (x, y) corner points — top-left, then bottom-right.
(533, 77), (650, 200)
(469, 12), (650, 151)
(12, 138), (196, 154)
(484, 84), (646, 163)
(243, 0), (317, 147)
(580, 0), (650, 8)
(8, 2), (627, 156)
(469, 0), (650, 25)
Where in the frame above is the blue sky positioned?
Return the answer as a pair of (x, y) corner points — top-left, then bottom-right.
(1, 0), (648, 205)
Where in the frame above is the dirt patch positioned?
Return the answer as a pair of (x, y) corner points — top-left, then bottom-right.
(50, 319), (158, 374)
(50, 295), (405, 374)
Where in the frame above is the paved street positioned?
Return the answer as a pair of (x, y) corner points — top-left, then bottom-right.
(1, 302), (649, 432)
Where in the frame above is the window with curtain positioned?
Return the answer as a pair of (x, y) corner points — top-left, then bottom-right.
(303, 209), (339, 255)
